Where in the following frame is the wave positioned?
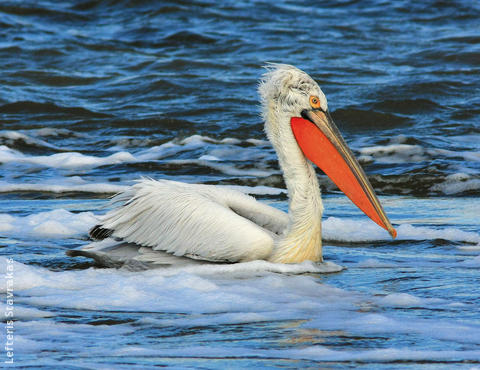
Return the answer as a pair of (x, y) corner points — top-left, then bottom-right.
(8, 69), (108, 87)
(431, 173), (480, 195)
(332, 108), (409, 131)
(0, 145), (136, 170)
(0, 179), (285, 197)
(0, 180), (128, 195)
(359, 143), (427, 164)
(367, 98), (440, 115)
(0, 130), (478, 196)
(31, 127), (79, 138)
(162, 30), (217, 46)
(0, 2), (87, 20)
(0, 130), (67, 153)
(0, 134), (277, 177)
(111, 346), (480, 363)
(0, 101), (110, 118)
(358, 135), (480, 165)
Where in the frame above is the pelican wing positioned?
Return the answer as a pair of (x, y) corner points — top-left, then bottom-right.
(97, 179), (289, 262)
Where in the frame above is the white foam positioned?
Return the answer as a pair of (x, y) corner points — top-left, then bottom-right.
(323, 217), (480, 244)
(358, 137), (480, 166)
(287, 346), (480, 363)
(0, 258), (49, 292)
(0, 180), (128, 194)
(12, 319), (134, 357)
(0, 134), (276, 177)
(246, 138), (269, 146)
(0, 177), (283, 196)
(0, 209), (97, 239)
(138, 135), (277, 178)
(306, 310), (480, 345)
(0, 303), (53, 319)
(458, 245), (480, 251)
(166, 159), (275, 177)
(114, 345), (480, 363)
(207, 145), (270, 162)
(220, 138), (241, 144)
(158, 260), (344, 278)
(32, 127), (77, 137)
(359, 144), (427, 163)
(431, 173), (480, 195)
(323, 217), (390, 241)
(135, 135), (211, 161)
(0, 214), (15, 232)
(198, 154), (220, 161)
(378, 292), (425, 307)
(2, 257), (480, 364)
(0, 257), (342, 311)
(180, 134), (216, 146)
(430, 148), (480, 162)
(0, 145), (136, 170)
(0, 130), (65, 151)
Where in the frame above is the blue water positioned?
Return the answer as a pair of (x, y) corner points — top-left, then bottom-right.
(1, 0), (479, 368)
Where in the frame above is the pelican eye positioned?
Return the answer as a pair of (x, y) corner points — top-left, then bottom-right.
(309, 95), (321, 109)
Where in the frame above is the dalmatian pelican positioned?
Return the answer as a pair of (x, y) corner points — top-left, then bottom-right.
(68, 64), (396, 267)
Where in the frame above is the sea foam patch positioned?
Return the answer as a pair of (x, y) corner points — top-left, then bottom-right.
(359, 143), (427, 164)
(0, 209), (97, 239)
(0, 178), (128, 194)
(0, 175), (283, 195)
(323, 217), (480, 244)
(431, 172), (480, 195)
(4, 257), (480, 365)
(357, 134), (480, 166)
(0, 130), (66, 151)
(0, 257), (347, 315)
(107, 345), (480, 363)
(305, 310), (480, 345)
(165, 159), (275, 177)
(0, 145), (136, 170)
(0, 134), (276, 177)
(0, 303), (53, 320)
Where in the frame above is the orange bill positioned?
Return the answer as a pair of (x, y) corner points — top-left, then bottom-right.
(291, 110), (396, 238)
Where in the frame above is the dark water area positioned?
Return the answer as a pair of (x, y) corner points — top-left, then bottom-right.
(1, 0), (480, 368)
(1, 0), (479, 197)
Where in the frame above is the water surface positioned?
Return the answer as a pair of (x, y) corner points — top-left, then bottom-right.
(1, 0), (479, 368)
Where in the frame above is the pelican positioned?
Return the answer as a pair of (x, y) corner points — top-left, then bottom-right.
(68, 64), (396, 267)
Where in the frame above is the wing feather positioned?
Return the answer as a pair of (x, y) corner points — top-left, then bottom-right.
(98, 179), (288, 262)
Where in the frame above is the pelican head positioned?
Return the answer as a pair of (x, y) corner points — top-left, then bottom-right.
(259, 64), (327, 123)
(258, 64), (395, 263)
